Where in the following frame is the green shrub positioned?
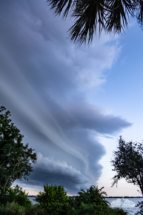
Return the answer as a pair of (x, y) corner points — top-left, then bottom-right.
(73, 185), (110, 212)
(34, 184), (127, 215)
(0, 183), (127, 215)
(73, 202), (99, 215)
(0, 185), (32, 207)
(73, 203), (128, 215)
(24, 204), (48, 215)
(34, 184), (73, 215)
(108, 207), (128, 215)
(0, 201), (25, 215)
(0, 202), (49, 215)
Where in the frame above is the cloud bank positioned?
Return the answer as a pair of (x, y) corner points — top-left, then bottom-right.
(0, 0), (131, 195)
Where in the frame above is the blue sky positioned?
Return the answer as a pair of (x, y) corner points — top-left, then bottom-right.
(0, 0), (143, 196)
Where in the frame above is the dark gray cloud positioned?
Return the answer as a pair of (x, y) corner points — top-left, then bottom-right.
(22, 152), (89, 195)
(0, 0), (132, 195)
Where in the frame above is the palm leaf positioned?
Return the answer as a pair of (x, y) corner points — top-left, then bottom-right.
(47, 0), (143, 43)
(105, 0), (136, 32)
(47, 0), (75, 17)
(69, 0), (106, 43)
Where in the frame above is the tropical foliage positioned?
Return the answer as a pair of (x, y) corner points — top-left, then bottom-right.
(0, 185), (32, 207)
(0, 106), (37, 189)
(34, 184), (128, 215)
(0, 183), (128, 215)
(74, 185), (110, 208)
(34, 184), (73, 215)
(0, 201), (47, 215)
(111, 136), (143, 195)
(0, 201), (26, 215)
(47, 0), (143, 43)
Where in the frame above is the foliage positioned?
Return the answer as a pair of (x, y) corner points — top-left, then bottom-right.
(35, 184), (121, 215)
(47, 0), (143, 43)
(107, 207), (128, 215)
(0, 202), (48, 215)
(70, 185), (128, 215)
(34, 184), (72, 215)
(73, 202), (128, 215)
(0, 106), (37, 189)
(0, 185), (32, 207)
(0, 183), (128, 215)
(0, 201), (25, 215)
(111, 136), (143, 195)
(0, 201), (48, 215)
(24, 204), (48, 215)
(135, 200), (143, 215)
(74, 185), (110, 210)
(73, 202), (104, 215)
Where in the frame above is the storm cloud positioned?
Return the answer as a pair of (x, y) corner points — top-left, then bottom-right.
(0, 0), (132, 195)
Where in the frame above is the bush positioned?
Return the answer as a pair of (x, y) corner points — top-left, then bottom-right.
(34, 184), (128, 215)
(24, 204), (48, 215)
(73, 185), (110, 212)
(0, 185), (32, 207)
(73, 202), (100, 215)
(34, 184), (73, 215)
(73, 203), (128, 215)
(108, 207), (128, 215)
(0, 201), (25, 215)
(0, 201), (49, 215)
(0, 183), (127, 215)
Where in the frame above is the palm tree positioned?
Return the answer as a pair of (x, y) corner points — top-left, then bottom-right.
(47, 0), (143, 43)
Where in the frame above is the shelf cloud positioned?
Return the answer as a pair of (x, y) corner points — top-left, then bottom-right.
(0, 0), (132, 195)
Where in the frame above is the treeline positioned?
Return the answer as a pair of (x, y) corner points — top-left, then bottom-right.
(0, 184), (128, 215)
(0, 106), (143, 214)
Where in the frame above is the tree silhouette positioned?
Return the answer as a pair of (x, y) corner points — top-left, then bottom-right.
(0, 106), (37, 189)
(111, 136), (143, 195)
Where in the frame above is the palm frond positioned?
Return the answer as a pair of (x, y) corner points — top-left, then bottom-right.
(137, 0), (143, 25)
(47, 0), (143, 43)
(47, 0), (74, 17)
(69, 0), (106, 44)
(105, 0), (136, 33)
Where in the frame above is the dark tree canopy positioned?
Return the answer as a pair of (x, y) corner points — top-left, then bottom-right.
(47, 0), (143, 43)
(0, 106), (37, 189)
(74, 185), (109, 208)
(111, 136), (143, 195)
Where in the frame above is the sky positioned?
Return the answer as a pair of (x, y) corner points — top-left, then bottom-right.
(0, 0), (143, 197)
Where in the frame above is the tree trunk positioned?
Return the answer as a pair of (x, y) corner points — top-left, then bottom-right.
(3, 176), (10, 189)
(3, 162), (19, 189)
